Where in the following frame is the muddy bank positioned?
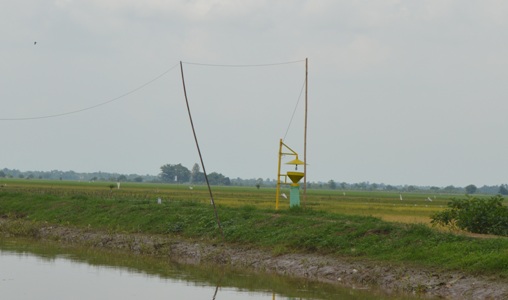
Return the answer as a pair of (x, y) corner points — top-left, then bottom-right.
(1, 221), (507, 299)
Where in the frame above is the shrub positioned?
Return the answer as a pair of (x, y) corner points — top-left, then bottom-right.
(431, 195), (508, 236)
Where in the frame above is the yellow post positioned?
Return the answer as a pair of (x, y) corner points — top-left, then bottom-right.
(276, 139), (283, 210)
(276, 139), (305, 210)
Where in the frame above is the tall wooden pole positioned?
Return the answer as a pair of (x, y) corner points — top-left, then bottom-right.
(180, 61), (224, 240)
(303, 58), (308, 208)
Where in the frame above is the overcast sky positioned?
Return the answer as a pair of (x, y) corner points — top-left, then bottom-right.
(2, 1), (508, 187)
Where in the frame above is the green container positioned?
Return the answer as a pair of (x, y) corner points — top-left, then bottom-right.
(290, 185), (300, 207)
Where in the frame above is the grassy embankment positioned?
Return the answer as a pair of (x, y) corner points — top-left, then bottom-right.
(0, 179), (507, 277)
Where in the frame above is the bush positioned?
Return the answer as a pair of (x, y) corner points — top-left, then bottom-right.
(431, 195), (508, 236)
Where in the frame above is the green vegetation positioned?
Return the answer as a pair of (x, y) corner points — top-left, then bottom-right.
(432, 196), (508, 236)
(465, 184), (477, 195)
(1, 179), (507, 278)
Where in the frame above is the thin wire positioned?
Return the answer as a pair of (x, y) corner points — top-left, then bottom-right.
(182, 59), (305, 68)
(283, 77), (306, 141)
(0, 63), (179, 121)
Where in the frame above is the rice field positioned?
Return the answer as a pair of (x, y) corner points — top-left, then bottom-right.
(0, 178), (469, 225)
(2, 178), (508, 277)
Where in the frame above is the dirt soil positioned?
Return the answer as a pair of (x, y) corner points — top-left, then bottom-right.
(2, 222), (507, 299)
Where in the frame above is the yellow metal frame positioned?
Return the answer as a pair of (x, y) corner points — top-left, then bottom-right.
(276, 139), (304, 210)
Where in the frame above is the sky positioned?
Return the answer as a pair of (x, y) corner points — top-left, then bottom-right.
(1, 0), (508, 187)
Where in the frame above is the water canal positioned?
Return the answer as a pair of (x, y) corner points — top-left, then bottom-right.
(0, 238), (419, 300)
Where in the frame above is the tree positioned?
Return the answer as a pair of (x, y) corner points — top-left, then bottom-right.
(499, 185), (508, 196)
(406, 185), (417, 192)
(255, 178), (263, 189)
(328, 180), (336, 190)
(385, 185), (398, 191)
(443, 185), (459, 193)
(190, 163), (204, 183)
(465, 184), (477, 195)
(207, 172), (230, 185)
(0, 170), (5, 178)
(159, 164), (191, 183)
(117, 175), (127, 182)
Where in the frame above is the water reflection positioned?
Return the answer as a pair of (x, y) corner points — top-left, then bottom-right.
(0, 238), (419, 300)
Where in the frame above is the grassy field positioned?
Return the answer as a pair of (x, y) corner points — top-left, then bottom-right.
(1, 179), (507, 277)
(1, 179), (452, 223)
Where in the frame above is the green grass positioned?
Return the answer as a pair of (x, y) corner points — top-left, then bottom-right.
(1, 179), (507, 278)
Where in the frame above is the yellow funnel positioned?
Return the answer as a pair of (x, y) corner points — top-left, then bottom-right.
(287, 171), (304, 184)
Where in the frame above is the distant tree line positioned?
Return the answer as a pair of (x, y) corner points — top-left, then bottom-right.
(0, 168), (157, 183)
(323, 179), (508, 195)
(2, 166), (507, 195)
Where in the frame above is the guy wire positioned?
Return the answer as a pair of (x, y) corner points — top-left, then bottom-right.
(0, 63), (179, 121)
(283, 77), (306, 141)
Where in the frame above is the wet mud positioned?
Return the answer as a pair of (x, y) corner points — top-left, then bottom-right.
(1, 221), (507, 299)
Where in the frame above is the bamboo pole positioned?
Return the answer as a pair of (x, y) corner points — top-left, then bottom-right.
(180, 61), (224, 240)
